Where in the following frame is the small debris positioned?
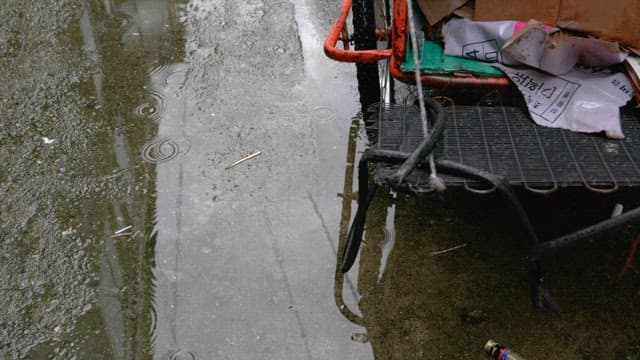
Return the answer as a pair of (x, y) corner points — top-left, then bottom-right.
(62, 226), (74, 236)
(58, 166), (65, 174)
(114, 225), (132, 235)
(53, 325), (63, 333)
(103, 164), (143, 179)
(351, 332), (369, 343)
(111, 232), (133, 238)
(461, 308), (487, 325)
(611, 203), (624, 218)
(41, 137), (55, 144)
(430, 243), (467, 256)
(225, 151), (262, 170)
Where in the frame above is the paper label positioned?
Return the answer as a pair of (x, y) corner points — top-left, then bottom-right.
(496, 65), (633, 138)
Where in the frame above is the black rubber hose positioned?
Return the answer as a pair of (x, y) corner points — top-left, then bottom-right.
(389, 97), (446, 187)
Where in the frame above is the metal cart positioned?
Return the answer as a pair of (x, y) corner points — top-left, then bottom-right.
(325, 0), (640, 312)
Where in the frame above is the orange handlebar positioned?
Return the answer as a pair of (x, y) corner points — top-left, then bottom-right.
(324, 0), (392, 63)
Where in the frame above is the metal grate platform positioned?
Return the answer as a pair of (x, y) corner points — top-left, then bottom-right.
(370, 103), (640, 192)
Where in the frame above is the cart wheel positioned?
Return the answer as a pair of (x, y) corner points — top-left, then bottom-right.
(352, 0), (383, 110)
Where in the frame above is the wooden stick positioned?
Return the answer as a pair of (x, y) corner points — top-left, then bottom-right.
(430, 243), (467, 256)
(114, 225), (132, 235)
(225, 151), (262, 170)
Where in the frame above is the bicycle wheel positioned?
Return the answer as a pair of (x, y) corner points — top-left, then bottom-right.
(351, 0), (382, 111)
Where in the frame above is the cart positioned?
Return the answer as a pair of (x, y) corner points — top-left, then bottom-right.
(325, 0), (640, 312)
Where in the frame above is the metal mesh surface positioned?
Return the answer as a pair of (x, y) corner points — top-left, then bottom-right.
(370, 103), (640, 192)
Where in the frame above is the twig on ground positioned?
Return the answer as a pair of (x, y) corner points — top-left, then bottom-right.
(430, 243), (467, 256)
(114, 225), (132, 235)
(225, 151), (262, 170)
(112, 232), (133, 238)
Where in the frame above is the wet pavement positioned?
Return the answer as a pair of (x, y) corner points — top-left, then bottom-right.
(1, 0), (639, 359)
(2, 0), (369, 358)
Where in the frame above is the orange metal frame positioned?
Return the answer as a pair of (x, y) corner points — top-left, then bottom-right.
(324, 0), (392, 62)
(324, 0), (511, 89)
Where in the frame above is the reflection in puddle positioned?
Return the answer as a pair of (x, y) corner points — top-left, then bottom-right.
(377, 196), (396, 283)
(5, 0), (376, 358)
(13, 0), (187, 357)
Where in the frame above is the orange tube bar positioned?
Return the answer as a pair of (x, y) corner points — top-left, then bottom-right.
(324, 0), (392, 63)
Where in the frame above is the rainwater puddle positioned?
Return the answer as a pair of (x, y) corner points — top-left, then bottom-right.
(3, 0), (370, 358)
(2, 0), (188, 357)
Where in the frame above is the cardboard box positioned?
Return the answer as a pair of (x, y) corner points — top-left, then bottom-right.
(557, 0), (640, 50)
(475, 0), (640, 49)
(417, 0), (469, 25)
(475, 0), (560, 25)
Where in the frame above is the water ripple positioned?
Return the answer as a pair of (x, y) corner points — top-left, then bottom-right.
(167, 349), (198, 360)
(135, 90), (166, 121)
(140, 138), (190, 163)
(313, 106), (337, 122)
(149, 63), (185, 87)
(148, 305), (158, 350)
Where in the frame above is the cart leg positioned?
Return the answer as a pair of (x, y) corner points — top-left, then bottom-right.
(491, 178), (560, 313)
(528, 259), (560, 314)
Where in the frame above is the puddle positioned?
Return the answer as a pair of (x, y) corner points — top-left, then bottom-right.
(1, 0), (187, 357)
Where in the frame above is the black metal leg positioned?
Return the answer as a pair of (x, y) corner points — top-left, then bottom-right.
(488, 177), (560, 313)
(434, 160), (563, 312)
(528, 260), (560, 314)
(540, 205), (640, 255)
